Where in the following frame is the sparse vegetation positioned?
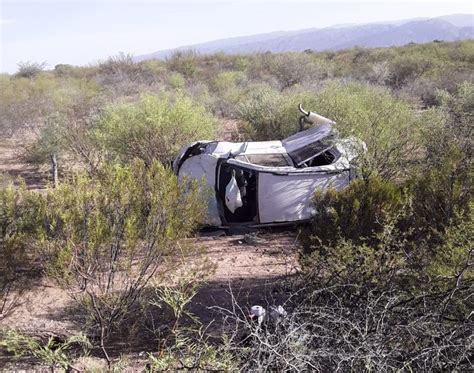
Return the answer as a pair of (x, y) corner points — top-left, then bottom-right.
(0, 329), (92, 371)
(0, 40), (472, 370)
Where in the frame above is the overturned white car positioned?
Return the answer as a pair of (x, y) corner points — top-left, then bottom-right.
(173, 106), (364, 227)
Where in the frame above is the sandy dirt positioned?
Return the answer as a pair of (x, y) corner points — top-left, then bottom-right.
(0, 126), (300, 370)
(1, 232), (299, 332)
(0, 137), (49, 190)
(0, 231), (300, 370)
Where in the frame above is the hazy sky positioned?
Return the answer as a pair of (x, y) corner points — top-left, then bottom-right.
(1, 0), (473, 73)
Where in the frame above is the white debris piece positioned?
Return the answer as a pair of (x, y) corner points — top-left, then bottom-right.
(250, 305), (267, 326)
(225, 173), (243, 213)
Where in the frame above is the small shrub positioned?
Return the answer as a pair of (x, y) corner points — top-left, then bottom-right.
(146, 269), (233, 371)
(301, 176), (406, 249)
(168, 72), (186, 90)
(0, 329), (91, 370)
(0, 184), (40, 319)
(269, 53), (320, 90)
(237, 85), (304, 140)
(166, 50), (198, 79)
(427, 207), (473, 280)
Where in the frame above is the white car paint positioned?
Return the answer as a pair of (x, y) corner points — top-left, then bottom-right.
(174, 119), (364, 227)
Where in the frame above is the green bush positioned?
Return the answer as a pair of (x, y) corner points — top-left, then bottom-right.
(0, 73), (60, 136)
(0, 329), (91, 370)
(301, 176), (406, 249)
(427, 206), (473, 281)
(93, 93), (217, 165)
(301, 170), (471, 294)
(435, 81), (473, 162)
(400, 83), (473, 244)
(35, 160), (205, 362)
(299, 175), (413, 288)
(310, 81), (442, 180)
(237, 85), (306, 140)
(268, 53), (321, 90)
(0, 184), (41, 318)
(166, 50), (198, 79)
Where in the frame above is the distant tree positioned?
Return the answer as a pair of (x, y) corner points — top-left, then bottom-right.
(270, 53), (318, 90)
(100, 52), (135, 74)
(167, 49), (199, 79)
(53, 64), (74, 76)
(15, 61), (47, 78)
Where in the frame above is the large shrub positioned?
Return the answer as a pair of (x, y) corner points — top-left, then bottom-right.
(93, 93), (216, 165)
(0, 74), (59, 136)
(268, 53), (321, 90)
(294, 174), (472, 372)
(300, 176), (406, 249)
(237, 85), (308, 140)
(166, 50), (198, 79)
(311, 81), (442, 180)
(36, 161), (205, 363)
(434, 81), (473, 167)
(24, 78), (103, 173)
(239, 81), (439, 181)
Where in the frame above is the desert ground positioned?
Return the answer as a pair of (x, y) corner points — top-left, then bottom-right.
(0, 135), (300, 371)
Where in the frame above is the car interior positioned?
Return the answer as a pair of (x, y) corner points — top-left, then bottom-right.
(218, 163), (258, 223)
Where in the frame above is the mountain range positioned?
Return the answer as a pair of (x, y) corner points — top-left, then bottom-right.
(135, 14), (473, 61)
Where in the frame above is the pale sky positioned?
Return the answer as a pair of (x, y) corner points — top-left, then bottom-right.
(1, 0), (473, 73)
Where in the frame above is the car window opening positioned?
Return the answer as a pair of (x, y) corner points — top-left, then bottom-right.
(303, 148), (336, 167)
(235, 153), (291, 167)
(219, 164), (258, 223)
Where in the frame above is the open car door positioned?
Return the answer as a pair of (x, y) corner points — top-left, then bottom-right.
(217, 160), (259, 224)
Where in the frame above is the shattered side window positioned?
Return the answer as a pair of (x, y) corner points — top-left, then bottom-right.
(289, 139), (334, 166)
(282, 124), (335, 166)
(235, 154), (291, 167)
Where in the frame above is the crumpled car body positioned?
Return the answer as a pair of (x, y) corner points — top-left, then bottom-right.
(173, 113), (364, 227)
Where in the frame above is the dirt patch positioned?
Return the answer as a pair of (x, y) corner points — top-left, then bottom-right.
(191, 231), (299, 326)
(1, 232), (299, 334)
(0, 138), (49, 190)
(0, 230), (300, 369)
